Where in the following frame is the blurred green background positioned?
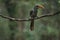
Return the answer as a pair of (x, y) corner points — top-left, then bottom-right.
(0, 0), (60, 40)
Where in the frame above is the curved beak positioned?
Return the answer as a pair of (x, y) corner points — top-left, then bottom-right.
(38, 5), (44, 9)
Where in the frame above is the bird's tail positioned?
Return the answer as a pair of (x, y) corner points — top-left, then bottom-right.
(30, 19), (34, 31)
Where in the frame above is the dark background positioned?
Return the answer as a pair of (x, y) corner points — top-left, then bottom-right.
(0, 0), (60, 40)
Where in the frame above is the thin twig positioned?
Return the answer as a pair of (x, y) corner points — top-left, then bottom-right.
(0, 11), (60, 21)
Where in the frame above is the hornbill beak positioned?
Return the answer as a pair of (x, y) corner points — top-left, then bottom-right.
(38, 5), (44, 9)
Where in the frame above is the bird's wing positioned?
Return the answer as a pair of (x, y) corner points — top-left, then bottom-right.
(30, 10), (33, 17)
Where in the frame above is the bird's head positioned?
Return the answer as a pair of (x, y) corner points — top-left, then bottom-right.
(35, 4), (44, 9)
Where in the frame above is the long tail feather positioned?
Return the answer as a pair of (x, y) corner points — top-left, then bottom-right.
(30, 19), (34, 31)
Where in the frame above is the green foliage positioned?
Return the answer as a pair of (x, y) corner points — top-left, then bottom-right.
(0, 0), (60, 40)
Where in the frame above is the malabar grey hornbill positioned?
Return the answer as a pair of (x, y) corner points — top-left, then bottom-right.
(30, 4), (44, 31)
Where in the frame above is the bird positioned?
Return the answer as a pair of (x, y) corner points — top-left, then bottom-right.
(30, 4), (44, 31)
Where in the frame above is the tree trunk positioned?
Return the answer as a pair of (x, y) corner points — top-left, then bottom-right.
(0, 1), (10, 40)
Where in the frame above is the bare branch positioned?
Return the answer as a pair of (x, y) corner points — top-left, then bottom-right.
(0, 14), (29, 21)
(0, 11), (60, 21)
(35, 11), (60, 19)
